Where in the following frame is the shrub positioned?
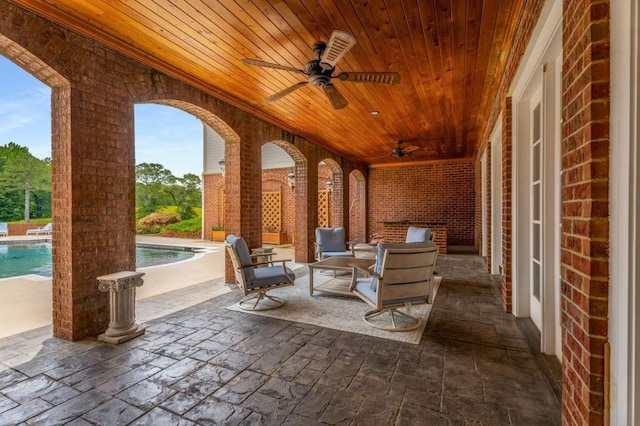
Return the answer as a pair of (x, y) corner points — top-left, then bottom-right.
(138, 212), (181, 226)
(136, 212), (181, 234)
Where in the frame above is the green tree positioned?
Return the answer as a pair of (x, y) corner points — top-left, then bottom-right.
(0, 142), (51, 222)
(135, 162), (176, 217)
(174, 173), (201, 220)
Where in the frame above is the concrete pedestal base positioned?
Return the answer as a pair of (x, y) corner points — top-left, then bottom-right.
(98, 327), (145, 344)
(97, 271), (146, 344)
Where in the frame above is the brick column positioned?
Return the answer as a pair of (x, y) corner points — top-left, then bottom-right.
(223, 120), (263, 283)
(561, 1), (610, 424)
(299, 160), (318, 263)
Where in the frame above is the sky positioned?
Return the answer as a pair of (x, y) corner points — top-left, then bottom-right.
(0, 55), (203, 178)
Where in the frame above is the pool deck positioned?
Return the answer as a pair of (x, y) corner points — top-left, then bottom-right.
(0, 235), (298, 339)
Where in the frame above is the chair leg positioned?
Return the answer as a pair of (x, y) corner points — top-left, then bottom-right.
(363, 307), (420, 332)
(237, 291), (285, 311)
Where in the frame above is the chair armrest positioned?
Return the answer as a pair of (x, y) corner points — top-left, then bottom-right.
(313, 242), (323, 260)
(252, 259), (290, 268)
(250, 252), (275, 266)
(347, 240), (358, 256)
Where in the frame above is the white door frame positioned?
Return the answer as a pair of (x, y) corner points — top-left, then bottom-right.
(609, 0), (639, 423)
(529, 87), (543, 330)
(509, 0), (561, 354)
(481, 151), (488, 257)
(490, 118), (503, 275)
(541, 54), (562, 356)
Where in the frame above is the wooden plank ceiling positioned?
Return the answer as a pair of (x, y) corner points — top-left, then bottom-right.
(11, 0), (525, 166)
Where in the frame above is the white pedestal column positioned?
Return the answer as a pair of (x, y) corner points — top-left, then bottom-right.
(97, 271), (145, 344)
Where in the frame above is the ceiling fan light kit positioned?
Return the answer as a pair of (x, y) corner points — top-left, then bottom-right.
(242, 30), (400, 110)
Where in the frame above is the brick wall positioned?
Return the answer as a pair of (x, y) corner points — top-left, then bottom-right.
(368, 160), (475, 246)
(348, 172), (366, 243)
(380, 222), (448, 254)
(6, 223), (49, 235)
(560, 1), (610, 424)
(502, 98), (513, 313)
(1, 1), (368, 339)
(202, 173), (224, 237)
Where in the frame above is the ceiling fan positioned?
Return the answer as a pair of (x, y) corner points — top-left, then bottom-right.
(241, 30), (400, 109)
(391, 140), (421, 159)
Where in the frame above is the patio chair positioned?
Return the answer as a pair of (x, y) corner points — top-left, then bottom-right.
(314, 227), (355, 261)
(225, 234), (295, 311)
(405, 226), (434, 243)
(0, 223), (7, 236)
(26, 223), (52, 235)
(349, 242), (438, 331)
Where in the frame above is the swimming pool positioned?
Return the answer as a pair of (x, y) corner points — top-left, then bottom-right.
(0, 241), (196, 279)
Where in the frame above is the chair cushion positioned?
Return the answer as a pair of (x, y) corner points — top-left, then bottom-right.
(405, 226), (431, 243)
(315, 227), (346, 253)
(354, 277), (377, 304)
(249, 266), (296, 289)
(226, 234), (255, 281)
(321, 251), (354, 258)
(373, 241), (436, 284)
(354, 276), (427, 307)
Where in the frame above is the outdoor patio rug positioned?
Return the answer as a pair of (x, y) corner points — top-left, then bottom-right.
(227, 275), (441, 345)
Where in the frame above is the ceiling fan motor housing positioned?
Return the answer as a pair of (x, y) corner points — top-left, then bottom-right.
(305, 60), (334, 87)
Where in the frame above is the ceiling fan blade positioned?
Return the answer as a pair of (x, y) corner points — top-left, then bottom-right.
(320, 30), (356, 69)
(404, 145), (420, 153)
(241, 58), (305, 74)
(266, 82), (308, 102)
(323, 84), (349, 109)
(336, 72), (400, 85)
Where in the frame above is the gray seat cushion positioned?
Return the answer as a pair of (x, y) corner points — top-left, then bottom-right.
(226, 234), (255, 281)
(250, 266), (296, 289)
(405, 226), (431, 243)
(353, 279), (427, 307)
(321, 251), (353, 258)
(316, 227), (347, 253)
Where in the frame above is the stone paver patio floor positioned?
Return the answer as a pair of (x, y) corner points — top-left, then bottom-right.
(0, 253), (561, 425)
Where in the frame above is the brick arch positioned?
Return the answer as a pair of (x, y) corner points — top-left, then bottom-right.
(262, 139), (307, 252)
(0, 34), (68, 88)
(318, 158), (344, 228)
(141, 99), (240, 145)
(264, 139), (307, 163)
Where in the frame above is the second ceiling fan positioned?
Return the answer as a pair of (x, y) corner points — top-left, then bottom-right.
(242, 30), (400, 109)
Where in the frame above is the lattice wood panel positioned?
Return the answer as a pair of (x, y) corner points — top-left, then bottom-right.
(262, 189), (281, 231)
(318, 190), (329, 227)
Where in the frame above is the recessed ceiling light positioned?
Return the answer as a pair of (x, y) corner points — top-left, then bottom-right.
(370, 111), (380, 115)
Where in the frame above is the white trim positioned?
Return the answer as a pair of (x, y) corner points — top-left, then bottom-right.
(540, 56), (561, 355)
(481, 151), (488, 257)
(509, 0), (562, 357)
(490, 117), (503, 275)
(513, 96), (532, 317)
(609, 0), (639, 423)
(510, 0), (562, 101)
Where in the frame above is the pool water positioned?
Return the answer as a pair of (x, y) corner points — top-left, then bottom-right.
(0, 242), (195, 279)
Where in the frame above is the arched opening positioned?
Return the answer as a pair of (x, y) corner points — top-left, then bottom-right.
(263, 140), (306, 260)
(0, 37), (65, 339)
(261, 142), (294, 245)
(317, 158), (343, 229)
